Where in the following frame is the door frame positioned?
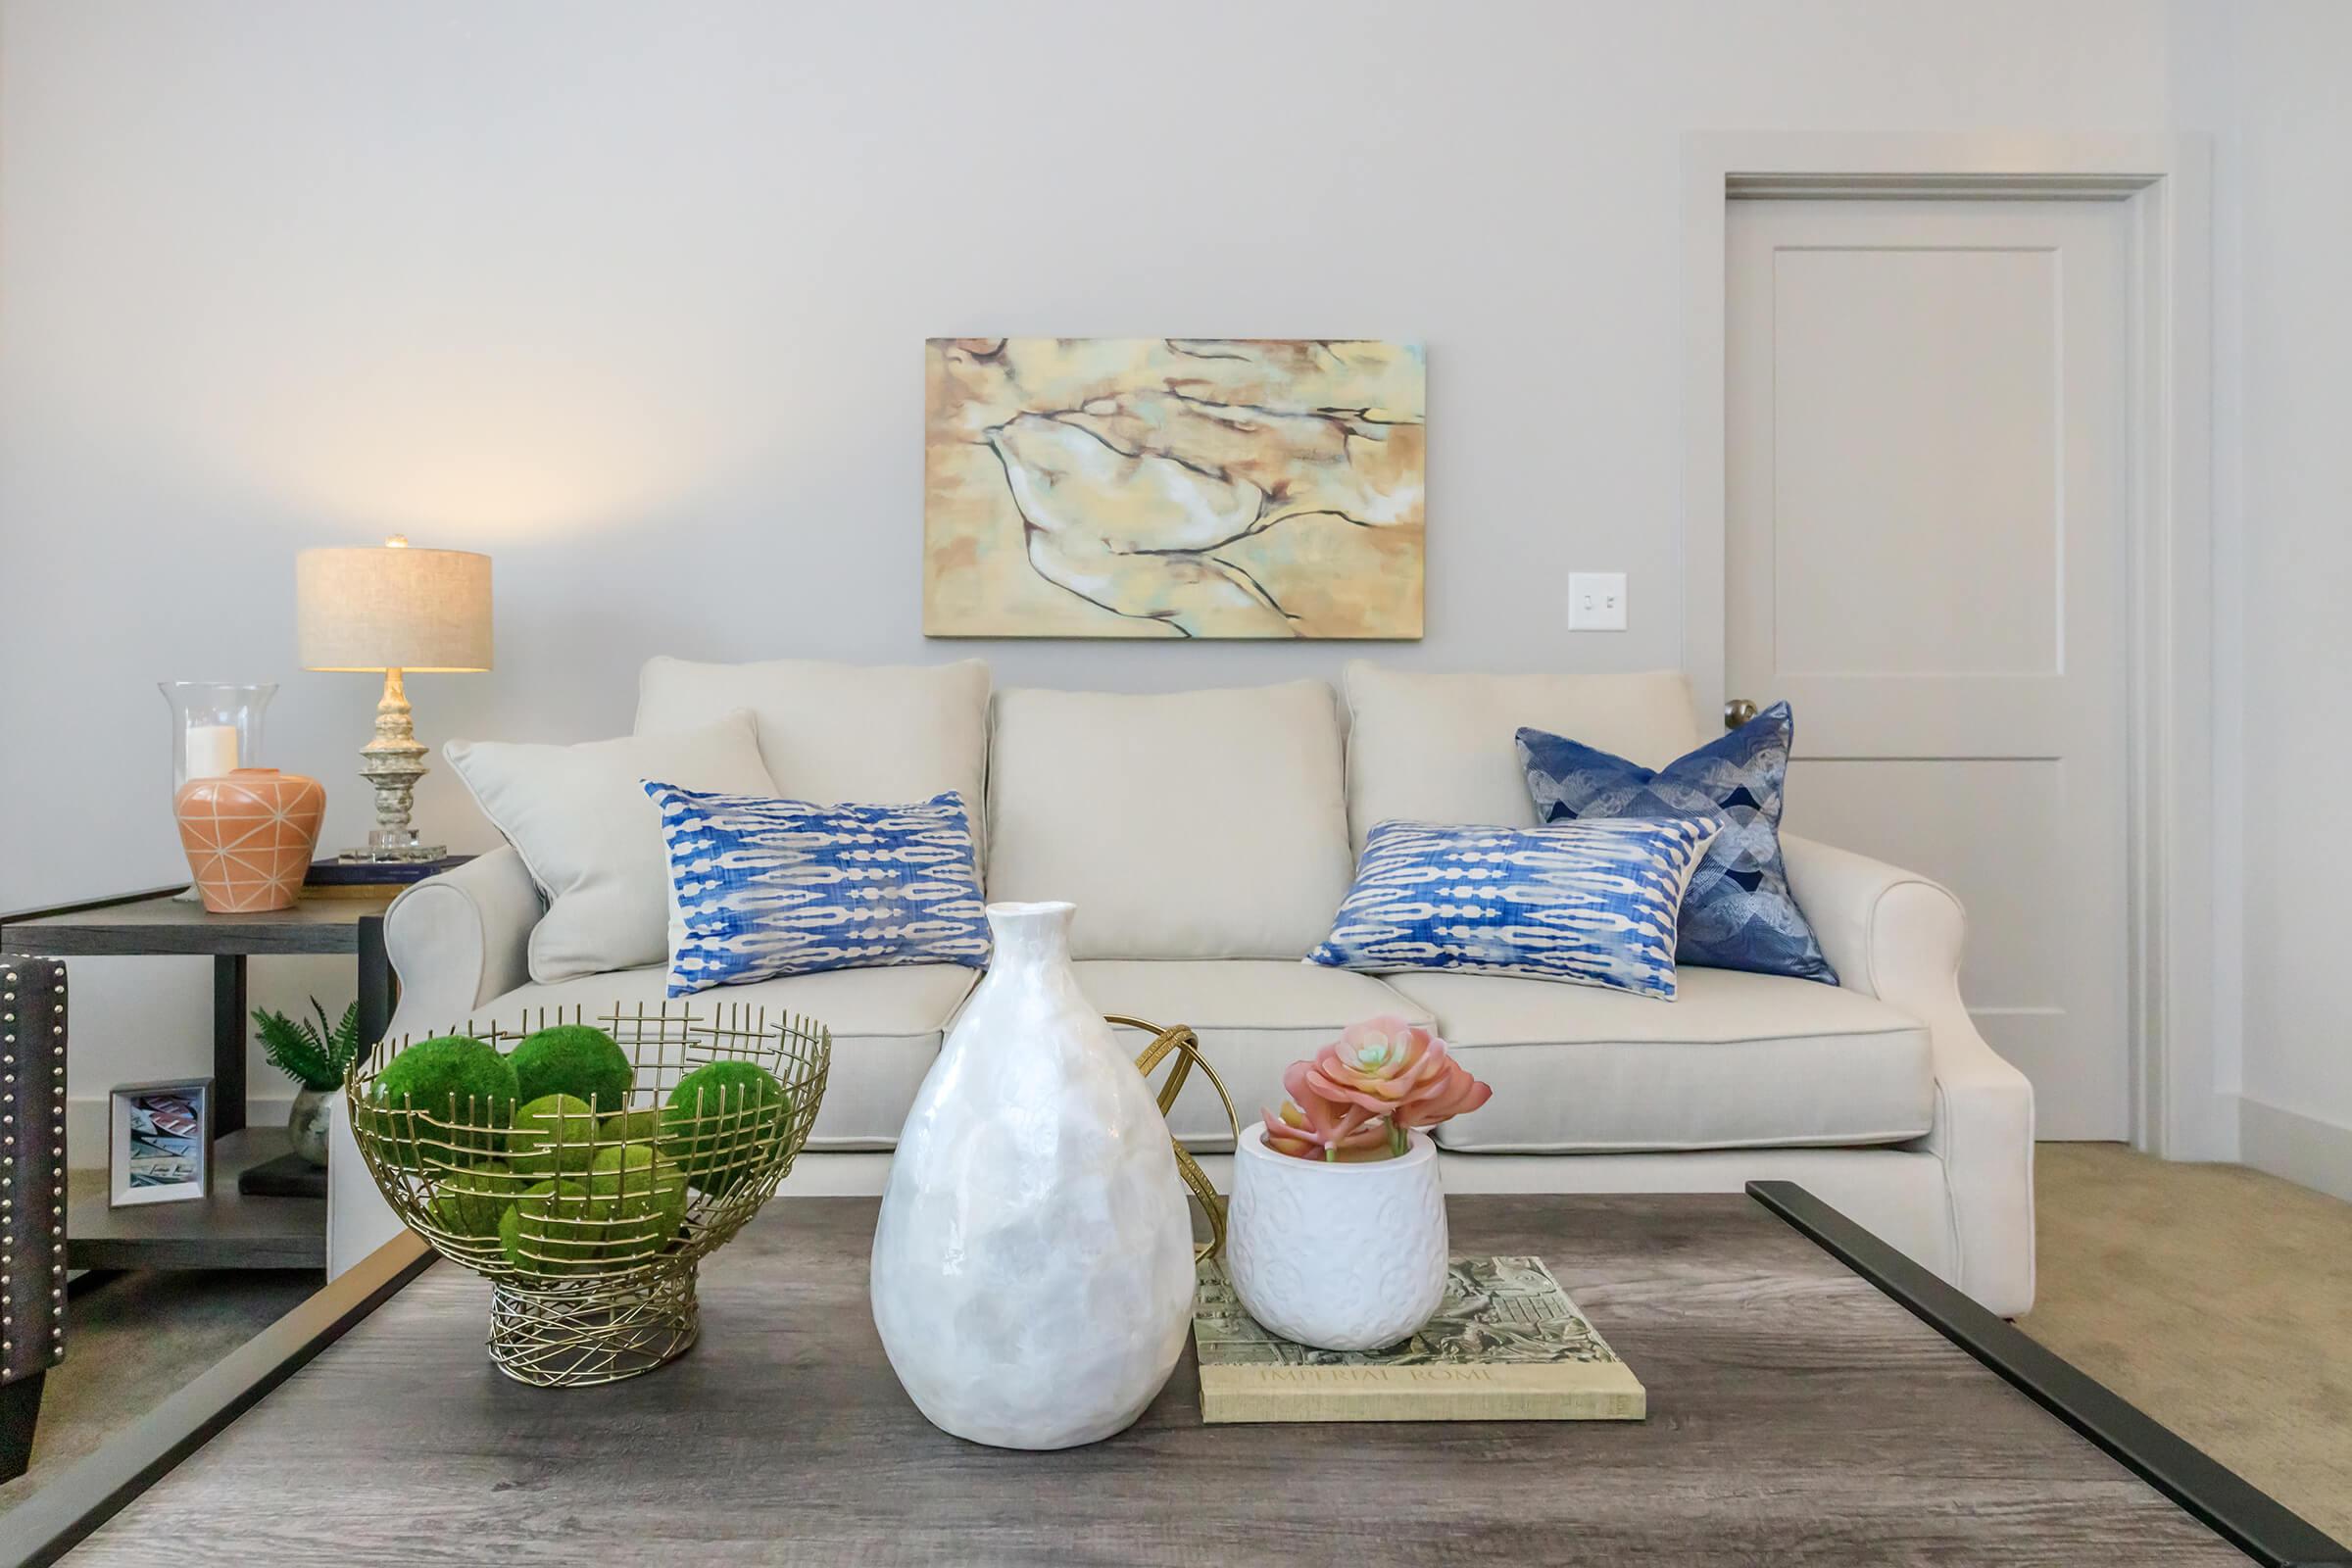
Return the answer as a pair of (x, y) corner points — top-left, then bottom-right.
(1679, 131), (2222, 1160)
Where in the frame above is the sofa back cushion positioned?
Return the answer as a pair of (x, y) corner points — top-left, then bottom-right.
(634, 656), (992, 860)
(987, 681), (1353, 959)
(1343, 662), (1701, 847)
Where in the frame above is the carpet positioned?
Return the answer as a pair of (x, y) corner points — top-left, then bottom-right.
(0, 1267), (319, 1512)
(2023, 1141), (2352, 1542)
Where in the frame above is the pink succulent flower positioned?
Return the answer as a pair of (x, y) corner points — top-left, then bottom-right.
(1390, 1052), (1493, 1130)
(1262, 1015), (1494, 1161)
(1262, 1061), (1394, 1161)
(1306, 1016), (1493, 1126)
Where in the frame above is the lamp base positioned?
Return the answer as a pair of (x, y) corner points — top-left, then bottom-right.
(356, 667), (440, 863)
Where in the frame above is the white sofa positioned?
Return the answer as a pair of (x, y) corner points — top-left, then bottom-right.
(328, 657), (2034, 1316)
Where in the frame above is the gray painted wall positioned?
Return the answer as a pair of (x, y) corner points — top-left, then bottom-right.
(2, 1), (2339, 1186)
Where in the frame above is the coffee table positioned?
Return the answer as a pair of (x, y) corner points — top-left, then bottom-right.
(5, 1188), (2344, 1566)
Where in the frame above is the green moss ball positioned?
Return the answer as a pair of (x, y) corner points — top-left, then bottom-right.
(430, 1160), (524, 1240)
(509, 1024), (634, 1113)
(661, 1060), (790, 1195)
(369, 1036), (517, 1164)
(497, 1179), (597, 1276)
(585, 1145), (688, 1264)
(588, 1144), (687, 1227)
(601, 1106), (663, 1144)
(506, 1093), (602, 1177)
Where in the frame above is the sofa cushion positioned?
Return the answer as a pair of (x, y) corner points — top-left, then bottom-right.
(1308, 816), (1719, 1001)
(634, 656), (992, 864)
(444, 711), (777, 985)
(1384, 967), (1933, 1153)
(1519, 701), (1838, 985)
(1066, 960), (1430, 1148)
(474, 963), (979, 1151)
(987, 682), (1354, 959)
(645, 784), (989, 996)
(1344, 662), (1702, 848)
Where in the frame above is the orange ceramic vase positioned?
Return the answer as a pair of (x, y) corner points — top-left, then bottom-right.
(173, 767), (327, 912)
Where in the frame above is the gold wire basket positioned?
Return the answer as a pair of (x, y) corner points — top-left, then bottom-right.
(346, 1002), (831, 1388)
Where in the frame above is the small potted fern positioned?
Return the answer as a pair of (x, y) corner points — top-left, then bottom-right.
(253, 999), (362, 1166)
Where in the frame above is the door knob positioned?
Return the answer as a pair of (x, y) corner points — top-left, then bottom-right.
(1724, 699), (1757, 731)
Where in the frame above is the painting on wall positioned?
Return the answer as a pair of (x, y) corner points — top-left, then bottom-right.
(923, 338), (1425, 639)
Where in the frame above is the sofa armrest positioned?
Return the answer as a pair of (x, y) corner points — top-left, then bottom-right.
(383, 846), (540, 1035)
(1782, 833), (2036, 1316)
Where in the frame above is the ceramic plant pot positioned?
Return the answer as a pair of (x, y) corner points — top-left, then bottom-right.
(173, 767), (326, 912)
(287, 1085), (333, 1167)
(1226, 1122), (1448, 1351)
(870, 901), (1195, 1449)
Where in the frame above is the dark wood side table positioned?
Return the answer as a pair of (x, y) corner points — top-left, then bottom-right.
(0, 887), (399, 1271)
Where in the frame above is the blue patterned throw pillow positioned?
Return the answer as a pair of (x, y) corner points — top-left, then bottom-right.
(643, 783), (990, 997)
(1307, 816), (1719, 1000)
(1516, 702), (1838, 985)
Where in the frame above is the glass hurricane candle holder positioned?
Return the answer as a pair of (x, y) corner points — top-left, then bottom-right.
(161, 681), (277, 795)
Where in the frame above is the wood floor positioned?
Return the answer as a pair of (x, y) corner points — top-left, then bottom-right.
(2, 1146), (2346, 1546)
(2020, 1142), (2352, 1542)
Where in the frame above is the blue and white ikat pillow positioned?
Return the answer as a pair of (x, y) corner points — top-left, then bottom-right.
(643, 782), (990, 997)
(1307, 815), (1720, 1000)
(1516, 702), (1838, 985)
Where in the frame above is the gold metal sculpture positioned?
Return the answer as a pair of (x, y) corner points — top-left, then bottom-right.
(1114, 1014), (1239, 1263)
(346, 1003), (830, 1388)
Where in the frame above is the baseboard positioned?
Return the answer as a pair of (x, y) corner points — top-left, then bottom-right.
(2237, 1094), (2352, 1202)
(67, 1094), (293, 1161)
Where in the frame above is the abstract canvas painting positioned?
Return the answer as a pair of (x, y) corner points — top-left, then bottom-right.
(924, 338), (1425, 638)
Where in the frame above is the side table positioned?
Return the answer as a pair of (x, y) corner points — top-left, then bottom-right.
(0, 887), (399, 1271)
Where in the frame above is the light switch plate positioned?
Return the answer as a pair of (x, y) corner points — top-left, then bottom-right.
(1568, 572), (1628, 631)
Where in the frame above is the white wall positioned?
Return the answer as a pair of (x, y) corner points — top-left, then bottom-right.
(0, 0), (2315, 1169)
(2205, 3), (2352, 1198)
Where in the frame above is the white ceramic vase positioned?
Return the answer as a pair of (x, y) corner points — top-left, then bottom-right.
(1226, 1123), (1448, 1351)
(869, 901), (1195, 1449)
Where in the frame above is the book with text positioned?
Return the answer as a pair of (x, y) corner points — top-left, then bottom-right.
(1194, 1254), (1645, 1423)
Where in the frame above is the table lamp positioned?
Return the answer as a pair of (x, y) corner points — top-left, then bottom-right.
(296, 534), (492, 861)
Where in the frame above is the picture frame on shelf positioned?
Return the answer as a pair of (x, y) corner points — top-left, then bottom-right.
(109, 1078), (213, 1207)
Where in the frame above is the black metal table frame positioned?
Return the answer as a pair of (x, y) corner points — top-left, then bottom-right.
(0, 1184), (2342, 1568)
(0, 885), (394, 1140)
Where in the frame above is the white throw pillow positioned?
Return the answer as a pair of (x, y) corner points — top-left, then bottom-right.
(445, 711), (776, 984)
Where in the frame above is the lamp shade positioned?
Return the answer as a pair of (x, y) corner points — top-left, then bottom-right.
(296, 537), (493, 672)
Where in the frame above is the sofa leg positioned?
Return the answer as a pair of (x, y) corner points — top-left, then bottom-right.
(0, 1371), (44, 1483)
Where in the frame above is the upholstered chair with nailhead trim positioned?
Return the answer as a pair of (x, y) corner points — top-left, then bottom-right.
(0, 957), (66, 1482)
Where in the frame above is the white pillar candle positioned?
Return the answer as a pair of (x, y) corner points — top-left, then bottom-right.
(185, 723), (239, 779)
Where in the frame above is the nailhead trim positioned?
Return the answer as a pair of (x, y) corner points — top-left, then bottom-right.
(0, 965), (67, 1375)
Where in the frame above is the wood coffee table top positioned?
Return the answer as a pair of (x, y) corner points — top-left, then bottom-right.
(32, 1193), (2333, 1566)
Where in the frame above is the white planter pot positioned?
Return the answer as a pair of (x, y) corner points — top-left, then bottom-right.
(1226, 1122), (1448, 1351)
(869, 901), (1195, 1449)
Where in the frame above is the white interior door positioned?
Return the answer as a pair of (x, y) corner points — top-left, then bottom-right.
(1724, 196), (2132, 1140)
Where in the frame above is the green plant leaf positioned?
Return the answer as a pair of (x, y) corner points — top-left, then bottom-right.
(253, 998), (354, 1091)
